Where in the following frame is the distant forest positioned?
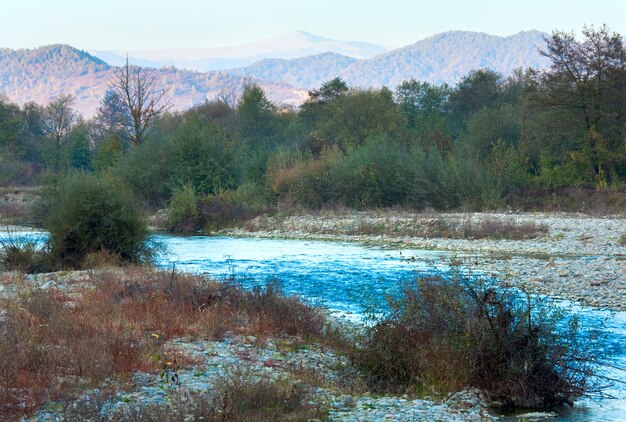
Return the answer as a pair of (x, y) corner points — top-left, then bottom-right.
(1, 26), (624, 220)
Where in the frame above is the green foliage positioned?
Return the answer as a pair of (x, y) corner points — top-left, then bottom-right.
(116, 134), (176, 206)
(170, 114), (239, 194)
(66, 124), (92, 170)
(91, 135), (125, 172)
(167, 184), (199, 234)
(2, 25), (626, 212)
(236, 84), (276, 149)
(354, 275), (603, 409)
(313, 88), (406, 150)
(43, 173), (151, 268)
(329, 135), (418, 208)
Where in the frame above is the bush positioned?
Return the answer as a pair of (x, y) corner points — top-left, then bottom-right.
(0, 268), (331, 419)
(0, 158), (42, 186)
(329, 136), (419, 208)
(115, 135), (176, 207)
(354, 275), (603, 409)
(167, 184), (200, 234)
(43, 173), (152, 268)
(0, 235), (48, 272)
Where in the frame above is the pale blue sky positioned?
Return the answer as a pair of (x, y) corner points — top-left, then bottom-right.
(2, 0), (624, 50)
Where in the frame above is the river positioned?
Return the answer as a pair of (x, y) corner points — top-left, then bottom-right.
(2, 231), (625, 420)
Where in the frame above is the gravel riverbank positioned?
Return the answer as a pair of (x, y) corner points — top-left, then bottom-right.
(2, 270), (496, 421)
(222, 211), (626, 311)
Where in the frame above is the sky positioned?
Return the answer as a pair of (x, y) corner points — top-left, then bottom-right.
(1, 0), (625, 50)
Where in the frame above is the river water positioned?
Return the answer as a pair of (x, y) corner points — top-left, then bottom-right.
(157, 235), (626, 421)
(2, 231), (625, 420)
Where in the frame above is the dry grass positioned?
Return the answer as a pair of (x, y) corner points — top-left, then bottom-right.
(0, 267), (328, 420)
(0, 201), (33, 224)
(345, 216), (548, 240)
(64, 366), (329, 421)
(620, 232), (626, 245)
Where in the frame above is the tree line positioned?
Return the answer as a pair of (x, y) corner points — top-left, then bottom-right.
(1, 25), (624, 216)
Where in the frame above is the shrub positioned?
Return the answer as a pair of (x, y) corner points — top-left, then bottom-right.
(354, 275), (603, 409)
(0, 235), (48, 272)
(115, 135), (176, 207)
(44, 173), (152, 268)
(211, 366), (327, 421)
(81, 367), (328, 421)
(329, 136), (419, 208)
(0, 268), (331, 419)
(0, 158), (43, 187)
(167, 184), (200, 234)
(197, 194), (252, 232)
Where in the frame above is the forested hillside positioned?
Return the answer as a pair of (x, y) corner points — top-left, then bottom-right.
(0, 45), (306, 117)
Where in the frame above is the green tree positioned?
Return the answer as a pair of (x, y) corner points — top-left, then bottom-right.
(0, 94), (22, 158)
(539, 25), (626, 187)
(42, 95), (75, 173)
(171, 114), (239, 194)
(45, 173), (151, 268)
(395, 79), (451, 150)
(314, 87), (405, 150)
(235, 84), (276, 149)
(448, 69), (502, 134)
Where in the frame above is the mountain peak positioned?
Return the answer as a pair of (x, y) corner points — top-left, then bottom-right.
(2, 44), (109, 67)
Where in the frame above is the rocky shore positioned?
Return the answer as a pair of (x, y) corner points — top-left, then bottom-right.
(222, 211), (626, 311)
(28, 335), (496, 421)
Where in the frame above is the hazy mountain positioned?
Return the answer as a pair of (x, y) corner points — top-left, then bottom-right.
(340, 30), (551, 87)
(0, 45), (307, 117)
(233, 52), (358, 89)
(90, 31), (388, 72)
(1, 31), (553, 116)
(232, 30), (550, 90)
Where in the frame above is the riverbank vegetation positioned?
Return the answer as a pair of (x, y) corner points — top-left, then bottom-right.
(1, 26), (625, 232)
(0, 24), (620, 420)
(0, 173), (151, 272)
(353, 276), (605, 409)
(0, 267), (607, 419)
(0, 268), (331, 419)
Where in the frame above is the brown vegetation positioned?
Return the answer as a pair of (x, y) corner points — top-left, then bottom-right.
(353, 276), (603, 409)
(329, 216), (547, 240)
(0, 268), (328, 420)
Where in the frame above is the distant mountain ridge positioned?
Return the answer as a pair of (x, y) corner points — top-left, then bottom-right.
(234, 30), (551, 89)
(340, 30), (551, 87)
(0, 44), (307, 117)
(90, 31), (389, 72)
(1, 30), (552, 116)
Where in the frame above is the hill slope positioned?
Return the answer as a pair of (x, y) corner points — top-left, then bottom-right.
(0, 45), (306, 117)
(1, 31), (553, 116)
(340, 30), (551, 87)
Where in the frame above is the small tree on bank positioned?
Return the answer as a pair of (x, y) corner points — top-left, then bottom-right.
(45, 173), (152, 268)
(108, 58), (170, 147)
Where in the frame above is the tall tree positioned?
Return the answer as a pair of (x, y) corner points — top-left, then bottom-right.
(448, 69), (502, 135)
(43, 95), (75, 172)
(0, 94), (22, 158)
(109, 59), (170, 147)
(539, 25), (626, 186)
(235, 84), (276, 148)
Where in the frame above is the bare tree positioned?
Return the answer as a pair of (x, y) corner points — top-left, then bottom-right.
(43, 94), (75, 172)
(109, 58), (170, 147)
